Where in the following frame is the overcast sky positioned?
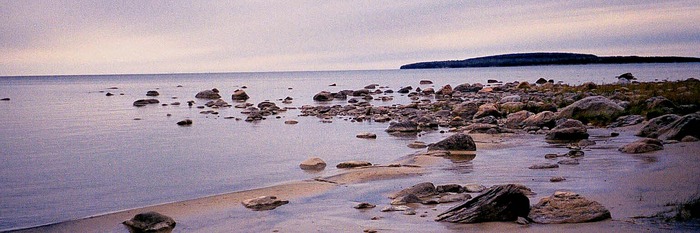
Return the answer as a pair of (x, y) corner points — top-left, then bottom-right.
(2, 1), (699, 76)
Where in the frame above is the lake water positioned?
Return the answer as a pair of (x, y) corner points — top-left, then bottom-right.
(1, 63), (699, 231)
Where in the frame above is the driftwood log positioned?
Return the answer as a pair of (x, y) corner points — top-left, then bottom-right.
(435, 184), (530, 223)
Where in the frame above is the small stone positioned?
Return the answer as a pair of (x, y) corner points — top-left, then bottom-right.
(463, 184), (487, 193)
(550, 176), (566, 182)
(241, 196), (289, 211)
(336, 160), (372, 169)
(299, 157), (326, 171)
(364, 229), (377, 233)
(123, 211), (176, 233)
(356, 132), (377, 139)
(682, 136), (699, 142)
(529, 163), (559, 169)
(381, 205), (411, 212)
(403, 209), (417, 215)
(146, 90), (160, 96)
(284, 119), (299, 124)
(407, 141), (427, 149)
(558, 159), (580, 165)
(516, 216), (530, 225)
(370, 216), (382, 220)
(176, 119), (193, 126)
(610, 132), (620, 137)
(391, 194), (423, 205)
(354, 202), (376, 209)
(567, 150), (584, 158)
(544, 153), (558, 159)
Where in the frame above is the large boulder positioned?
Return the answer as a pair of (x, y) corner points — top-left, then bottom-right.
(195, 89), (221, 99)
(656, 113), (700, 140)
(504, 110), (534, 129)
(636, 114), (681, 138)
(123, 211), (176, 233)
(545, 119), (589, 141)
(528, 191), (611, 224)
(231, 89), (250, 101)
(473, 103), (502, 119)
(556, 96), (624, 123)
(427, 133), (477, 151)
(436, 184), (531, 223)
(608, 115), (644, 128)
(619, 138), (664, 154)
(522, 111), (557, 128)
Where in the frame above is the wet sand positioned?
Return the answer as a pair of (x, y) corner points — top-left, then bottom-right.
(12, 127), (700, 233)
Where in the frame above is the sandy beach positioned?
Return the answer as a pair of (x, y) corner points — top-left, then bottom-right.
(12, 125), (700, 233)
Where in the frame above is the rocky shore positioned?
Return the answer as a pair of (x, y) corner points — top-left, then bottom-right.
(13, 75), (700, 232)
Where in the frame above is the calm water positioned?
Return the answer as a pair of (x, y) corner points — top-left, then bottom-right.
(1, 63), (699, 231)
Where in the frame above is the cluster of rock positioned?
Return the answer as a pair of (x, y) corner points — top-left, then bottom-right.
(617, 112), (699, 153)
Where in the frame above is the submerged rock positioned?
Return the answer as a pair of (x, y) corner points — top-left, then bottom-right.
(436, 184), (530, 223)
(241, 196), (289, 211)
(619, 138), (664, 154)
(123, 211), (176, 233)
(528, 191), (611, 224)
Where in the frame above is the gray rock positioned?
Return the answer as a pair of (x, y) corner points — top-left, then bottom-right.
(299, 157), (326, 170)
(241, 196), (289, 211)
(231, 89), (250, 101)
(427, 133), (476, 151)
(557, 96), (624, 121)
(123, 211), (176, 233)
(545, 119), (589, 141)
(636, 114), (681, 138)
(195, 89), (221, 99)
(500, 95), (521, 104)
(529, 163), (559, 169)
(436, 184), (531, 223)
(336, 160), (372, 169)
(619, 138), (664, 154)
(528, 191), (611, 224)
(389, 182), (436, 199)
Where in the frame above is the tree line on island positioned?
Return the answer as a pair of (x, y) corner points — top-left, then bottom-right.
(399, 52), (700, 69)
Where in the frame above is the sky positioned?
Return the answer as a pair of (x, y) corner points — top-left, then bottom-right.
(1, 0), (699, 76)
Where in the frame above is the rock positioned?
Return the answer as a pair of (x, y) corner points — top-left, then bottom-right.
(313, 91), (334, 101)
(473, 103), (501, 119)
(528, 163), (559, 169)
(241, 196), (289, 211)
(176, 119), (192, 126)
(420, 80), (433, 84)
(356, 132), (377, 139)
(427, 133), (476, 151)
(284, 119), (299, 124)
(577, 139), (596, 147)
(550, 176), (566, 182)
(522, 111), (557, 128)
(133, 99), (160, 107)
(618, 138), (664, 154)
(398, 86), (412, 93)
(545, 119), (589, 141)
(608, 115), (645, 128)
(682, 136), (699, 142)
(516, 216), (530, 225)
(436, 184), (531, 223)
(386, 121), (419, 133)
(616, 72), (636, 81)
(407, 141), (427, 149)
(354, 202), (376, 209)
(581, 82), (597, 90)
(299, 157), (326, 170)
(500, 95), (521, 103)
(438, 193), (472, 203)
(195, 89), (221, 99)
(656, 113), (700, 140)
(556, 96), (624, 123)
(528, 191), (611, 224)
(557, 159), (579, 165)
(463, 184), (487, 193)
(436, 85), (453, 95)
(336, 160), (372, 169)
(636, 114), (681, 138)
(381, 205), (412, 212)
(1, 98), (10, 101)
(389, 182), (436, 199)
(231, 89), (250, 101)
(146, 90), (159, 96)
(454, 83), (483, 92)
(566, 150), (585, 158)
(500, 102), (525, 114)
(504, 110), (534, 129)
(123, 211), (176, 233)
(391, 194), (423, 205)
(487, 79), (500, 83)
(536, 78), (548, 84)
(437, 184), (465, 193)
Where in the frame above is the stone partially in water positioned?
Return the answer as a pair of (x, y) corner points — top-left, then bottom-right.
(427, 133), (476, 151)
(195, 89), (221, 99)
(299, 157), (326, 171)
(389, 182), (436, 199)
(528, 191), (611, 224)
(123, 211), (176, 233)
(336, 160), (372, 169)
(242, 196), (289, 211)
(176, 119), (192, 126)
(618, 138), (664, 154)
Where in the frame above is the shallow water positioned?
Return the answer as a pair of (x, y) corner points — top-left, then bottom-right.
(1, 63), (699, 231)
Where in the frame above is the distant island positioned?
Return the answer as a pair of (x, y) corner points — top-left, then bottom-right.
(399, 52), (700, 69)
